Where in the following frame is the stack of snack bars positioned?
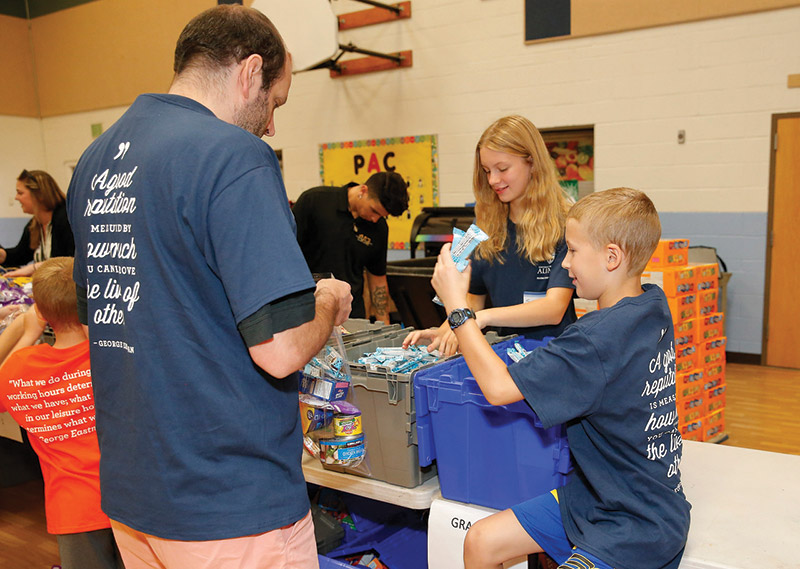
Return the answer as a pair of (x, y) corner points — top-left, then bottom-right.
(642, 239), (727, 443)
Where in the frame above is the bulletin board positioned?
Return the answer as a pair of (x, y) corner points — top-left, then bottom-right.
(543, 128), (594, 202)
(319, 135), (439, 250)
(525, 0), (800, 43)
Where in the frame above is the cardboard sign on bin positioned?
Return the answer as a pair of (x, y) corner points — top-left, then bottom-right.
(414, 337), (572, 511)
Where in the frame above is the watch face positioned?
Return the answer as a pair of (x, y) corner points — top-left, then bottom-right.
(449, 311), (465, 327)
(449, 308), (474, 328)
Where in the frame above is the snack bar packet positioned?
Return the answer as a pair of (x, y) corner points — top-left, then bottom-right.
(433, 223), (489, 305)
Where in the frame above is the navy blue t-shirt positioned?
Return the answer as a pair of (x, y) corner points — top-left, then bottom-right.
(509, 285), (691, 569)
(67, 94), (315, 540)
(469, 220), (576, 339)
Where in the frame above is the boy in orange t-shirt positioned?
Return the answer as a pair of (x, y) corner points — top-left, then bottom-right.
(0, 257), (123, 569)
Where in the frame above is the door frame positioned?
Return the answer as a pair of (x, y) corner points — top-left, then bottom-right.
(761, 111), (800, 365)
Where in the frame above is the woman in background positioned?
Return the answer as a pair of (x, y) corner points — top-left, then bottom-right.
(405, 115), (576, 355)
(0, 170), (74, 276)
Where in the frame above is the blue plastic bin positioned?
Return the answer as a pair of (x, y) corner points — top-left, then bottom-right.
(319, 554), (367, 568)
(414, 337), (572, 510)
(323, 492), (428, 568)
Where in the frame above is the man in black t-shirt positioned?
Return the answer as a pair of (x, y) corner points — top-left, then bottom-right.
(293, 172), (409, 322)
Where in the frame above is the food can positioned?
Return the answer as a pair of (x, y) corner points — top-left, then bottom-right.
(319, 434), (365, 466)
(332, 412), (362, 437)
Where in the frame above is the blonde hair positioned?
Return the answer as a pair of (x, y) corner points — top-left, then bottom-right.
(473, 115), (571, 264)
(17, 170), (67, 250)
(32, 257), (80, 331)
(567, 188), (662, 276)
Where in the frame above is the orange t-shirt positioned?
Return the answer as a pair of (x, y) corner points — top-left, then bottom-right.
(0, 340), (109, 534)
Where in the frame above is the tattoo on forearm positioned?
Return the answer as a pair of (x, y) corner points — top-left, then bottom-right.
(371, 285), (389, 316)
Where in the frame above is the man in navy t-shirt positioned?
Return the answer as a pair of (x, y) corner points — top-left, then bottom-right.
(66, 6), (351, 568)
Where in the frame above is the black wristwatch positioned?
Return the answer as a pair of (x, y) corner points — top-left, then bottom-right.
(448, 307), (476, 330)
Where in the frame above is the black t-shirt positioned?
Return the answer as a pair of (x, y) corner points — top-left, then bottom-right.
(292, 185), (387, 318)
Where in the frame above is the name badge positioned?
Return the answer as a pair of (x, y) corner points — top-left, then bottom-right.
(523, 291), (546, 304)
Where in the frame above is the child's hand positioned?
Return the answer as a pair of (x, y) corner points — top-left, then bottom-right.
(402, 328), (441, 352)
(436, 328), (461, 357)
(403, 327), (462, 356)
(432, 243), (471, 313)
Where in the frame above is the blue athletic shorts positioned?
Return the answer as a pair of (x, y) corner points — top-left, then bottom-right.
(511, 490), (614, 569)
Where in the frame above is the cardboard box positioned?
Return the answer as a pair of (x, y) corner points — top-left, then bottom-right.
(692, 262), (719, 286)
(642, 266), (696, 296)
(700, 336), (727, 358)
(300, 375), (349, 402)
(677, 379), (703, 400)
(676, 342), (697, 362)
(696, 289), (720, 316)
(701, 348), (726, 368)
(666, 293), (697, 323)
(675, 330), (696, 349)
(574, 298), (598, 318)
(704, 361), (726, 384)
(677, 390), (704, 425)
(703, 409), (726, 442)
(677, 368), (704, 389)
(680, 419), (703, 441)
(648, 239), (690, 268)
(676, 356), (697, 373)
(704, 383), (726, 416)
(675, 319), (699, 345)
(698, 312), (725, 341)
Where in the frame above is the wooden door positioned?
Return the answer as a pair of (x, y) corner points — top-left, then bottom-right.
(763, 114), (800, 368)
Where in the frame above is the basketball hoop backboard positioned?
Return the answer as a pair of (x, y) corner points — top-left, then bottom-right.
(250, 0), (339, 72)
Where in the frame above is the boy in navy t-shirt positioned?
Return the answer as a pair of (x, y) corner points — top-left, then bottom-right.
(429, 187), (690, 569)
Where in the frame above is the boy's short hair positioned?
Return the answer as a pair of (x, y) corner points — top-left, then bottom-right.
(568, 188), (661, 276)
(32, 257), (81, 330)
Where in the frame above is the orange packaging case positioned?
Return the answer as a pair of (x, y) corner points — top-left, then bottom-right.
(574, 298), (599, 318)
(698, 312), (725, 340)
(667, 293), (697, 324)
(676, 356), (697, 373)
(642, 266), (696, 297)
(675, 319), (699, 345)
(677, 379), (703, 400)
(700, 337), (727, 365)
(677, 368), (704, 397)
(696, 289), (720, 317)
(675, 342), (697, 364)
(703, 361), (726, 384)
(703, 409), (726, 442)
(675, 330), (696, 350)
(692, 262), (719, 291)
(703, 383), (726, 416)
(648, 239), (690, 269)
(680, 418), (703, 441)
(677, 391), (704, 424)
(701, 349), (725, 368)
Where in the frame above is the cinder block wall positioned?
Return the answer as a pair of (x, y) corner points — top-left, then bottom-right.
(2, 1), (799, 354)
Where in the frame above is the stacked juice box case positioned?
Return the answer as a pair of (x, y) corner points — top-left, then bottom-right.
(642, 239), (727, 442)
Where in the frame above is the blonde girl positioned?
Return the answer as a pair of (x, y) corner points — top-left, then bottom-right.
(406, 116), (576, 355)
